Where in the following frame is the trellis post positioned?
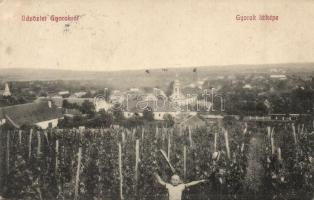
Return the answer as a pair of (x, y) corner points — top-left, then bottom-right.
(277, 147), (282, 162)
(292, 123), (297, 145)
(6, 131), (10, 175)
(183, 146), (187, 179)
(224, 129), (230, 159)
(118, 142), (124, 200)
(55, 140), (59, 175)
(214, 131), (217, 152)
(271, 129), (275, 155)
(18, 130), (22, 145)
(267, 126), (271, 140)
(37, 131), (41, 156)
(0, 129), (2, 190)
(121, 131), (125, 144)
(188, 126), (192, 147)
(28, 129), (33, 159)
(135, 139), (140, 198)
(74, 147), (82, 200)
(167, 131), (171, 160)
(141, 126), (145, 142)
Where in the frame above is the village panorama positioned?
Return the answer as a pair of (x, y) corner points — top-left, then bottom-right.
(0, 64), (313, 200)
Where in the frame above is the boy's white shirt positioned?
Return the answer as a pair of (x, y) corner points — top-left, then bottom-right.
(165, 183), (185, 200)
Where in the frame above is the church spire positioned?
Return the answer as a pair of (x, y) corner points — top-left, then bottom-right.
(3, 83), (11, 97)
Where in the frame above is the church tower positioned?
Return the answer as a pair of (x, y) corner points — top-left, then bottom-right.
(3, 83), (11, 97)
(172, 79), (181, 99)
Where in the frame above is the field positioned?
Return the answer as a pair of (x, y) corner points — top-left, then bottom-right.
(1, 63), (314, 90)
(0, 121), (313, 200)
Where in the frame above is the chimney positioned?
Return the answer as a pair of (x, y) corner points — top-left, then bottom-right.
(48, 100), (52, 108)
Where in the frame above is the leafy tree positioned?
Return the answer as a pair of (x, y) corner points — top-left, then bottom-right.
(80, 100), (95, 115)
(255, 101), (268, 116)
(62, 100), (79, 109)
(1, 122), (15, 130)
(124, 113), (143, 127)
(72, 115), (85, 127)
(87, 110), (113, 128)
(163, 114), (175, 127)
(165, 81), (174, 97)
(111, 104), (125, 122)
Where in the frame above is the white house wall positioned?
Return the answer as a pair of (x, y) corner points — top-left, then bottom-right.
(123, 111), (178, 120)
(0, 118), (6, 125)
(35, 118), (59, 129)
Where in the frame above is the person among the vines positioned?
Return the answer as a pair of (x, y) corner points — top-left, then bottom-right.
(154, 173), (207, 200)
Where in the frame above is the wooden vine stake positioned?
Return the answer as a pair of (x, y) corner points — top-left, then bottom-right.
(277, 147), (282, 162)
(28, 129), (33, 159)
(241, 142), (245, 153)
(271, 129), (275, 155)
(132, 128), (136, 141)
(267, 126), (271, 141)
(118, 142), (124, 200)
(6, 131), (10, 175)
(223, 129), (230, 159)
(214, 131), (217, 152)
(74, 147), (82, 200)
(161, 127), (165, 142)
(44, 130), (49, 146)
(121, 131), (125, 144)
(167, 132), (171, 161)
(55, 140), (59, 175)
(292, 123), (297, 145)
(18, 130), (22, 145)
(37, 131), (41, 156)
(188, 126), (192, 147)
(0, 129), (2, 188)
(141, 127), (145, 142)
(183, 146), (187, 179)
(135, 139), (140, 197)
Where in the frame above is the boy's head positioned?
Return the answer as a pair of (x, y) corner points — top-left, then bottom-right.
(170, 174), (181, 186)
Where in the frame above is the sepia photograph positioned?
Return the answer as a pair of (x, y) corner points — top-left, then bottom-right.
(0, 0), (313, 199)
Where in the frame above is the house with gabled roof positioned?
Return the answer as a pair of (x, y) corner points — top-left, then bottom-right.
(175, 114), (206, 129)
(0, 100), (63, 129)
(123, 99), (197, 120)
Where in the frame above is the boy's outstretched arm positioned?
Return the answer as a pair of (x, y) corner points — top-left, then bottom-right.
(154, 173), (167, 186)
(185, 179), (207, 188)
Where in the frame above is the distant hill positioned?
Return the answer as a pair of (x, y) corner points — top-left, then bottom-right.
(0, 63), (313, 90)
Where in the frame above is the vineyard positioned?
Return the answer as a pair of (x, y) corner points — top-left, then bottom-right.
(0, 121), (313, 200)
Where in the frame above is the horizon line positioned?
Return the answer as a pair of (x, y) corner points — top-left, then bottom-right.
(0, 61), (313, 73)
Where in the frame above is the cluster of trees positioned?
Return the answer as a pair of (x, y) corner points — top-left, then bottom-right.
(0, 95), (33, 107)
(204, 76), (314, 116)
(0, 80), (112, 106)
(59, 102), (175, 129)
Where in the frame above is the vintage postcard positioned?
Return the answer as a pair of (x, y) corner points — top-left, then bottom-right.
(0, 0), (313, 200)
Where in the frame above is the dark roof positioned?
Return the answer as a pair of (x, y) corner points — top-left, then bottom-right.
(0, 101), (63, 128)
(124, 99), (179, 113)
(181, 87), (202, 96)
(64, 108), (82, 116)
(51, 97), (94, 108)
(176, 115), (206, 127)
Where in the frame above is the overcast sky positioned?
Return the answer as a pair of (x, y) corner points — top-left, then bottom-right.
(0, 0), (314, 71)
